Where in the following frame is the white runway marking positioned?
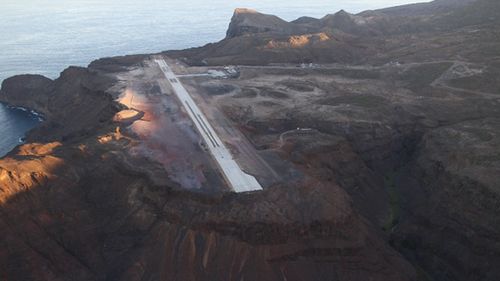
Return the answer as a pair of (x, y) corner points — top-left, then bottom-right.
(154, 58), (263, 192)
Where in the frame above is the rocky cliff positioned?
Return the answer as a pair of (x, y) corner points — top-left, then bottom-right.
(226, 8), (310, 39)
(168, 0), (499, 66)
(0, 57), (417, 280)
(210, 59), (500, 281)
(1, 0), (500, 280)
(0, 67), (120, 142)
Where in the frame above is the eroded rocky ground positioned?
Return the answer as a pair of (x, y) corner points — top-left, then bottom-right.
(184, 61), (500, 280)
(1, 0), (500, 280)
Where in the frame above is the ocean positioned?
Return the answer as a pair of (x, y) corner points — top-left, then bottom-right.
(0, 104), (42, 157)
(0, 0), (417, 157)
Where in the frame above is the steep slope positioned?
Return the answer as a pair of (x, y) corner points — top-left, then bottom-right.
(1, 67), (120, 141)
(0, 56), (417, 281)
(378, 0), (478, 16)
(167, 9), (373, 66)
(226, 8), (311, 38)
(1, 0), (500, 280)
(436, 0), (500, 27)
(318, 10), (389, 36)
(169, 0), (500, 67)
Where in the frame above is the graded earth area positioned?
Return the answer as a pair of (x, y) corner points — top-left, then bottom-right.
(1, 0), (500, 280)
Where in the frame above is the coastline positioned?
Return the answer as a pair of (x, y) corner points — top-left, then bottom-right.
(4, 103), (45, 122)
(0, 101), (43, 157)
(1, 2), (500, 280)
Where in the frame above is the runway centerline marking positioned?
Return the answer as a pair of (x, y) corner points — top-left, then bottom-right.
(154, 57), (263, 192)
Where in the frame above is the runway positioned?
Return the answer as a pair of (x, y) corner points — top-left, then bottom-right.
(154, 57), (263, 192)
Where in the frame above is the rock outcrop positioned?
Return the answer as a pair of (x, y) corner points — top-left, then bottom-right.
(168, 0), (499, 66)
(0, 67), (120, 142)
(226, 8), (309, 39)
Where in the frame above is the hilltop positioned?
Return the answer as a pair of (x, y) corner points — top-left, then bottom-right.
(168, 0), (500, 66)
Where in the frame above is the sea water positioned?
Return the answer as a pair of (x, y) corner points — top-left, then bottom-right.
(0, 0), (417, 82)
(0, 104), (42, 157)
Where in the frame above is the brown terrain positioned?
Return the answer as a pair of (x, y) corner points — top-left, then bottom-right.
(1, 0), (500, 280)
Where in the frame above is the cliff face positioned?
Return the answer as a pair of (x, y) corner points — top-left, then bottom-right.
(226, 8), (304, 39)
(0, 57), (417, 280)
(0, 67), (120, 142)
(195, 56), (500, 280)
(392, 118), (500, 281)
(168, 0), (499, 66)
(0, 74), (52, 114)
(0, 147), (415, 281)
(1, 0), (500, 280)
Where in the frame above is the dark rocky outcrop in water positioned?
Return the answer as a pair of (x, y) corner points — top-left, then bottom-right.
(1, 67), (121, 142)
